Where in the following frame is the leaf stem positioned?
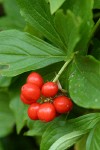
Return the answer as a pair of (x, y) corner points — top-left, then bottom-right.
(53, 54), (74, 82)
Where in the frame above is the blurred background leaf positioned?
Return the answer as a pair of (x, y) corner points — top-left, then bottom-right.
(0, 0), (25, 30)
(10, 93), (28, 134)
(0, 92), (15, 137)
(94, 0), (100, 9)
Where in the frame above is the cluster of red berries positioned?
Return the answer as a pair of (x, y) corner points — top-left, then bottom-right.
(20, 72), (73, 122)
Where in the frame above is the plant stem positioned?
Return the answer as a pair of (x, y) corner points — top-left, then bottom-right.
(53, 55), (74, 82)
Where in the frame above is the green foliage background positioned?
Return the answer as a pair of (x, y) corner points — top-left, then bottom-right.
(0, 0), (100, 150)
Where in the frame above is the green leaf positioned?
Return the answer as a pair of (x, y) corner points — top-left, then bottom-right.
(24, 23), (43, 39)
(25, 120), (53, 136)
(0, 92), (15, 137)
(50, 131), (86, 150)
(0, 30), (65, 77)
(94, 0), (100, 9)
(63, 0), (94, 54)
(49, 0), (65, 14)
(0, 0), (25, 30)
(17, 0), (65, 50)
(86, 121), (100, 150)
(10, 93), (28, 134)
(0, 76), (12, 87)
(55, 10), (81, 56)
(49, 130), (87, 150)
(75, 135), (87, 150)
(25, 115), (64, 136)
(40, 113), (100, 150)
(69, 55), (100, 109)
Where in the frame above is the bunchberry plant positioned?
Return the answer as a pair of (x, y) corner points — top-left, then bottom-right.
(0, 0), (100, 150)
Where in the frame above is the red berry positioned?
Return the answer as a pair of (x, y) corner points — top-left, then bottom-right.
(41, 82), (58, 97)
(21, 83), (40, 102)
(38, 103), (56, 122)
(20, 94), (33, 105)
(28, 103), (40, 120)
(27, 72), (44, 88)
(53, 96), (73, 113)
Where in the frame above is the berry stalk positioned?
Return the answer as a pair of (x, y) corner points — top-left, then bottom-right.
(53, 54), (75, 82)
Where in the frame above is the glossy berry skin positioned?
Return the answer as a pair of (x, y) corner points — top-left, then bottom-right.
(53, 96), (73, 113)
(27, 72), (44, 88)
(41, 82), (58, 97)
(38, 103), (56, 122)
(21, 83), (40, 102)
(28, 103), (40, 120)
(20, 94), (33, 105)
